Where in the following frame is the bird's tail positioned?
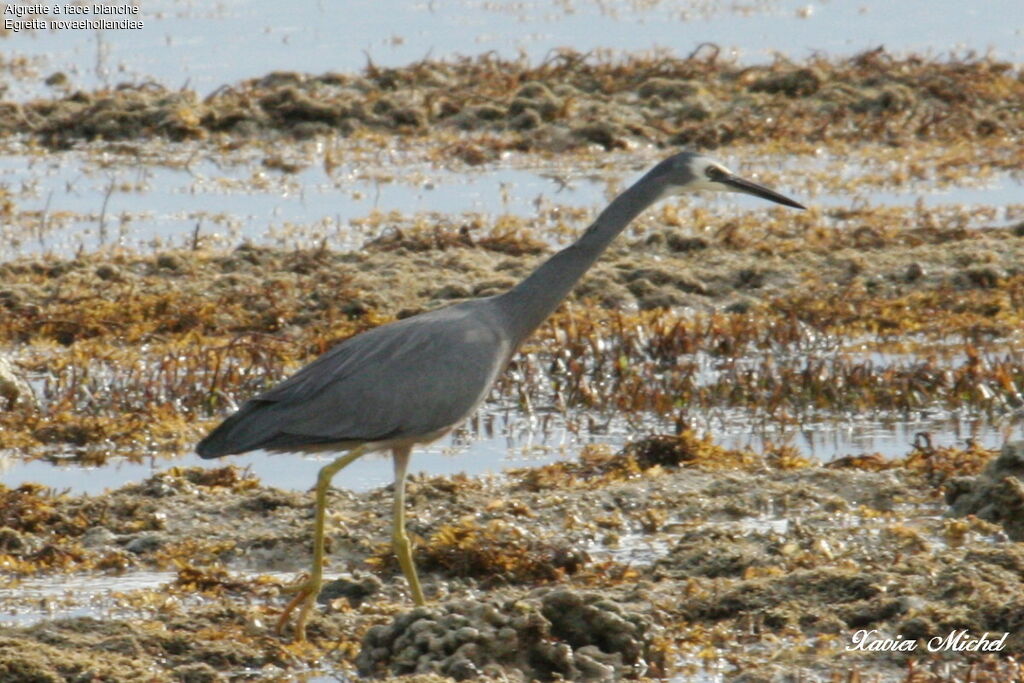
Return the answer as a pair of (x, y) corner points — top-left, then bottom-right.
(196, 400), (279, 458)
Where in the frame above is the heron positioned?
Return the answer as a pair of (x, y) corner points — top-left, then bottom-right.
(197, 151), (804, 641)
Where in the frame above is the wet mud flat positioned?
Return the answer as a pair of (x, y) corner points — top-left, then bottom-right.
(0, 49), (1023, 680)
(0, 439), (1023, 681)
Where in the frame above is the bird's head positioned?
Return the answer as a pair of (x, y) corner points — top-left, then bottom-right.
(651, 151), (805, 210)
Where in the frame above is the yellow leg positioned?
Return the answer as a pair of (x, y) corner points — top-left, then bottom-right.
(276, 446), (366, 642)
(392, 446), (426, 605)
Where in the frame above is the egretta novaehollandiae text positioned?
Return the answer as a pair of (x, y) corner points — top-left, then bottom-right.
(197, 151), (805, 640)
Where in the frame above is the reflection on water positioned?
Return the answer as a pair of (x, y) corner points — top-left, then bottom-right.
(2, 404), (1017, 496)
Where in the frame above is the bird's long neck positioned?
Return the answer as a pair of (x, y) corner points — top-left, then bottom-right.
(494, 168), (668, 345)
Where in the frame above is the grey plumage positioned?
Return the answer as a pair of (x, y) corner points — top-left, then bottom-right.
(197, 301), (511, 455)
(195, 150), (805, 641)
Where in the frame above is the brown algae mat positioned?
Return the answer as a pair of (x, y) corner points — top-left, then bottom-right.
(2, 47), (1021, 160)
(0, 50), (1023, 681)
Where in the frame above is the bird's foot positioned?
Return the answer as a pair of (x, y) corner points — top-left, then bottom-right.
(276, 571), (323, 642)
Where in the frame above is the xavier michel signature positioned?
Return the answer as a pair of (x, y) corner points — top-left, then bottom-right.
(847, 629), (1009, 653)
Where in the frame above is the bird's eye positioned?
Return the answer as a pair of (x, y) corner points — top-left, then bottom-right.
(705, 165), (726, 181)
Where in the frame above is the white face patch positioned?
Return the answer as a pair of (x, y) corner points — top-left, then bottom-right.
(680, 154), (736, 194)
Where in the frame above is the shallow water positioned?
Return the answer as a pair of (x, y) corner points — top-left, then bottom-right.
(1, 0), (1020, 101)
(2, 146), (1020, 257)
(0, 570), (177, 626)
(2, 402), (1016, 495)
(0, 149), (605, 255)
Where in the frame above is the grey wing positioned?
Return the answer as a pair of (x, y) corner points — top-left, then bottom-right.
(197, 301), (511, 457)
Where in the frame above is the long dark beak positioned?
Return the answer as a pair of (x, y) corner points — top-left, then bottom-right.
(721, 173), (806, 210)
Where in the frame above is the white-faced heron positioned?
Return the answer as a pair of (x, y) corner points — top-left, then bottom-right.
(197, 151), (805, 640)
